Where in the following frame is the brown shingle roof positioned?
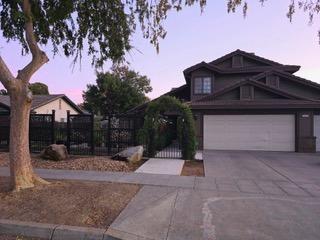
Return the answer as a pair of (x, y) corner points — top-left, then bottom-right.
(209, 49), (286, 67)
(191, 99), (320, 109)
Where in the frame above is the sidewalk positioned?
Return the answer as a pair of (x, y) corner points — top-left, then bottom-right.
(1, 167), (320, 240)
(1, 167), (319, 197)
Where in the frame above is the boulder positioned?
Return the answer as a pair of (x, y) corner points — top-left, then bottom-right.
(40, 144), (68, 161)
(112, 146), (144, 163)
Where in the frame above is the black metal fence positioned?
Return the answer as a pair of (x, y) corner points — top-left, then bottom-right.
(0, 111), (184, 158)
(0, 111), (143, 156)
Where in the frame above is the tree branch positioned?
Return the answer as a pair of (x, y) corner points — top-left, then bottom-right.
(17, 0), (49, 82)
(0, 56), (15, 89)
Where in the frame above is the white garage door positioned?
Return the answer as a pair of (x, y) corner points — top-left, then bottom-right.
(204, 115), (295, 151)
(314, 115), (320, 151)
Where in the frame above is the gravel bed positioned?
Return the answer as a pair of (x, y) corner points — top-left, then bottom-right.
(0, 152), (145, 172)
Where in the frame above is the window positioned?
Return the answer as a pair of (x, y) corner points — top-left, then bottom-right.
(194, 77), (212, 94)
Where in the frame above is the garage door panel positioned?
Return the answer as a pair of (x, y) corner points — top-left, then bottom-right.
(204, 115), (295, 151)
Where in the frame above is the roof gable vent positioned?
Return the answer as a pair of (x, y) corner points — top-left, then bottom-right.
(232, 55), (243, 68)
(266, 74), (280, 88)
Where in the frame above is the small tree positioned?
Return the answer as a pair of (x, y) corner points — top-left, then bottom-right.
(140, 96), (196, 160)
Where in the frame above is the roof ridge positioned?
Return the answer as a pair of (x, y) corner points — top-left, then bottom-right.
(209, 49), (285, 67)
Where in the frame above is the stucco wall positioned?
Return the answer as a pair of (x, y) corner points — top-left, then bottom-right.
(33, 98), (78, 122)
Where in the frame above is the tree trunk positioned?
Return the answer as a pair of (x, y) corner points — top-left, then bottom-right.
(9, 86), (48, 191)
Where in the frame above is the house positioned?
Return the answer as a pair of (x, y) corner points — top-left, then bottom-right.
(0, 94), (84, 122)
(128, 49), (320, 153)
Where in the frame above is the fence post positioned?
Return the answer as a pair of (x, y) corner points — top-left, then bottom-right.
(107, 115), (111, 155)
(51, 110), (55, 144)
(90, 113), (95, 155)
(132, 117), (136, 146)
(66, 110), (70, 153)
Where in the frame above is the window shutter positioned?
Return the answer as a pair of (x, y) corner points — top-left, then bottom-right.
(240, 85), (253, 100)
(232, 55), (243, 68)
(266, 75), (280, 88)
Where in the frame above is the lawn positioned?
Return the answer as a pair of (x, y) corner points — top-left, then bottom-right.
(0, 177), (140, 229)
(0, 152), (146, 172)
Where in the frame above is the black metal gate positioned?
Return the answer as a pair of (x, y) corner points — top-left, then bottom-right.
(67, 112), (94, 155)
(29, 113), (55, 152)
(146, 116), (182, 159)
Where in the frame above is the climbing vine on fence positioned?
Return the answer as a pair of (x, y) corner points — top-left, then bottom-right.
(139, 96), (196, 160)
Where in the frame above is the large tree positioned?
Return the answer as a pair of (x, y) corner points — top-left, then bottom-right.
(0, 1), (318, 191)
(83, 66), (152, 116)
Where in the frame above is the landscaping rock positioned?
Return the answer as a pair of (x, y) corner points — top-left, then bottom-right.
(112, 146), (143, 163)
(40, 144), (68, 161)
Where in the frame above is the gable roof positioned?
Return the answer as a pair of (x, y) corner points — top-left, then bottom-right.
(251, 70), (320, 90)
(183, 49), (300, 83)
(0, 94), (84, 113)
(210, 49), (284, 67)
(193, 79), (311, 103)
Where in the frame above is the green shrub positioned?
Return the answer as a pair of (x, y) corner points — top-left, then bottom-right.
(140, 96), (196, 160)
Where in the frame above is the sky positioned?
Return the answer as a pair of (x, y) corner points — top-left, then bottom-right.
(0, 1), (319, 104)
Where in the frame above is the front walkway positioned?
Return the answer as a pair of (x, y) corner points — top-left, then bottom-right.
(135, 158), (184, 175)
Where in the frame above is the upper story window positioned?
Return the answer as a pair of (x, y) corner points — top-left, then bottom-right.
(194, 77), (212, 94)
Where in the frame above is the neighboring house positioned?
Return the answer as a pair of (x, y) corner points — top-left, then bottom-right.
(128, 49), (320, 153)
(0, 94), (84, 122)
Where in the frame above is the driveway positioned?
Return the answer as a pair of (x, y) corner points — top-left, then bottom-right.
(203, 150), (320, 183)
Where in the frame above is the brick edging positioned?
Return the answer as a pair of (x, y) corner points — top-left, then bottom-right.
(0, 219), (120, 240)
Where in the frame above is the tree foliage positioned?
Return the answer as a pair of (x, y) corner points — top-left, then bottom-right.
(140, 96), (196, 160)
(82, 66), (152, 116)
(0, 0), (207, 67)
(227, 0), (320, 43)
(29, 82), (49, 95)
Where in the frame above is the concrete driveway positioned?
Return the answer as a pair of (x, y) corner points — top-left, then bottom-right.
(203, 150), (320, 183)
(108, 150), (320, 240)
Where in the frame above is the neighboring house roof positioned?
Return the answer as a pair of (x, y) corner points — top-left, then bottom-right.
(0, 94), (84, 114)
(0, 102), (10, 112)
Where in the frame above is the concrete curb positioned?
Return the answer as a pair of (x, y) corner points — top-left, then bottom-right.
(0, 219), (120, 240)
